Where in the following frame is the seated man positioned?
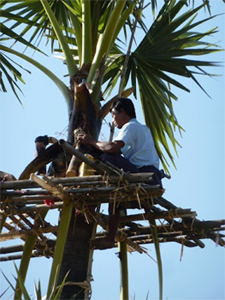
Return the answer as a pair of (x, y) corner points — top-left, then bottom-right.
(77, 97), (163, 249)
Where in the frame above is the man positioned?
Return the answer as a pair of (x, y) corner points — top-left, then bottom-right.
(77, 97), (163, 249)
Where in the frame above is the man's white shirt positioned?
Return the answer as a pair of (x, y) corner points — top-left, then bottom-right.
(114, 118), (159, 169)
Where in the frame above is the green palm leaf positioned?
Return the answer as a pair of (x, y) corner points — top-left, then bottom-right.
(0, 51), (26, 104)
(103, 1), (221, 171)
(1, 45), (71, 109)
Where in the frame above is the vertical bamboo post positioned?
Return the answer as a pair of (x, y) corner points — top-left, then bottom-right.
(118, 241), (129, 300)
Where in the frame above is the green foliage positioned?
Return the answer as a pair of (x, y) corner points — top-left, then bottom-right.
(0, 25), (30, 104)
(1, 262), (69, 300)
(0, 1), (46, 103)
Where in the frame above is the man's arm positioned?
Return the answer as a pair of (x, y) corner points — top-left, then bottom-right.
(77, 134), (124, 153)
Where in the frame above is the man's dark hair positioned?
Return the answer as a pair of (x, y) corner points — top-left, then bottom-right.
(110, 97), (136, 118)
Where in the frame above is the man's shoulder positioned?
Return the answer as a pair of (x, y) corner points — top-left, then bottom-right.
(122, 119), (148, 133)
(129, 119), (148, 130)
(127, 118), (139, 126)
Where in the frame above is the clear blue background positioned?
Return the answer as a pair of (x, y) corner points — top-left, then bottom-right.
(0, 2), (224, 300)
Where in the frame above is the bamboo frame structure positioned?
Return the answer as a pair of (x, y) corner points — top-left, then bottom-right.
(1, 172), (224, 258)
(1, 144), (224, 270)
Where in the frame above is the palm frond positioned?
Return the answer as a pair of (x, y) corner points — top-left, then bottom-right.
(0, 8), (45, 103)
(1, 44), (71, 110)
(0, 50), (26, 104)
(103, 0), (222, 171)
(3, 0), (73, 48)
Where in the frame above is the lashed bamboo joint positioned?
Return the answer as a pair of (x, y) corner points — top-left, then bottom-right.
(1, 148), (225, 261)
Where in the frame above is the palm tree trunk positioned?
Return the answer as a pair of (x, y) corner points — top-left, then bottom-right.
(58, 210), (94, 300)
(58, 80), (100, 299)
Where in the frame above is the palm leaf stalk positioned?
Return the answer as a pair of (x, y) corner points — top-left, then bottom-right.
(119, 241), (129, 300)
(47, 200), (74, 299)
(143, 206), (163, 300)
(14, 235), (40, 300)
(61, 1), (82, 62)
(87, 0), (127, 85)
(0, 214), (7, 234)
(81, 0), (92, 65)
(40, 0), (77, 77)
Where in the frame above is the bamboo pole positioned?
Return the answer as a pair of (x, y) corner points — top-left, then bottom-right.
(59, 139), (105, 175)
(0, 176), (103, 189)
(1, 203), (63, 215)
(0, 213), (7, 233)
(119, 241), (129, 300)
(0, 172), (156, 191)
(14, 234), (39, 300)
(14, 208), (48, 300)
(0, 226), (58, 241)
(0, 253), (37, 262)
(0, 244), (24, 254)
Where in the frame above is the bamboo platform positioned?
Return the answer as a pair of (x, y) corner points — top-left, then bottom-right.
(1, 142), (225, 261)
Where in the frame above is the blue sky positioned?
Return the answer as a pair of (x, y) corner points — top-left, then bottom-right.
(0, 2), (224, 300)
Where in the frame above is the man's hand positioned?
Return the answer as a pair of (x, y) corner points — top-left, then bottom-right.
(77, 133), (124, 153)
(77, 133), (96, 146)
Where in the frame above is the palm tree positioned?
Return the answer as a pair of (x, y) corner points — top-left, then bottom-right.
(1, 0), (223, 299)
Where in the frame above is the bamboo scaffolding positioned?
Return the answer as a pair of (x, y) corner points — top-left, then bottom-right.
(1, 186), (163, 208)
(1, 219), (55, 259)
(2, 217), (222, 243)
(2, 230), (221, 258)
(2, 228), (222, 259)
(0, 156), (224, 260)
(1, 218), (224, 254)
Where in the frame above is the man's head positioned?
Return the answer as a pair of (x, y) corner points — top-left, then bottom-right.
(110, 98), (136, 129)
